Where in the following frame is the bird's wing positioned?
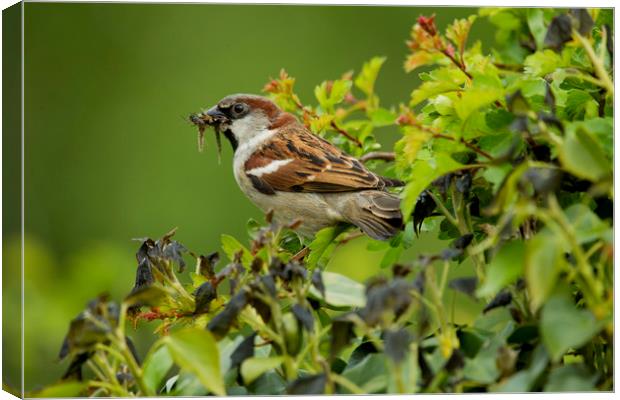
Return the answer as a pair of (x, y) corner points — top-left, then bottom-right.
(244, 124), (400, 193)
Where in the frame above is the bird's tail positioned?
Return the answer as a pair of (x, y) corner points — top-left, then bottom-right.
(336, 191), (404, 241)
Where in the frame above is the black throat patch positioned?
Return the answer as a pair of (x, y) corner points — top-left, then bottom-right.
(223, 129), (238, 151)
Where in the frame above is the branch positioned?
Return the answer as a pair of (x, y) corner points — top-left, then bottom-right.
(360, 151), (395, 163)
(432, 133), (494, 161)
(330, 121), (363, 147)
(442, 49), (473, 79)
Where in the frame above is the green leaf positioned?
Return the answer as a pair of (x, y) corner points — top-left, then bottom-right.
(540, 289), (604, 361)
(341, 353), (388, 394)
(315, 79), (352, 111)
(564, 204), (610, 244)
(563, 89), (597, 120)
(544, 364), (599, 391)
(477, 241), (525, 297)
(240, 356), (284, 385)
(396, 126), (432, 167)
(463, 320), (515, 384)
(306, 226), (345, 269)
(570, 117), (612, 159)
(368, 107), (397, 127)
(246, 371), (286, 395)
(559, 123), (611, 182)
(218, 334), (245, 372)
(525, 230), (566, 312)
(221, 234), (253, 267)
(446, 15), (477, 53)
(163, 328), (225, 396)
(524, 50), (563, 77)
(380, 244), (403, 269)
(526, 9), (547, 50)
(453, 69), (504, 124)
(309, 271), (366, 307)
(400, 153), (464, 218)
(355, 56), (386, 96)
(494, 344), (549, 392)
(32, 381), (86, 398)
(143, 345), (174, 394)
(410, 67), (467, 106)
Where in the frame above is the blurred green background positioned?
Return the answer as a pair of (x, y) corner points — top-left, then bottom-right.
(4, 3), (494, 391)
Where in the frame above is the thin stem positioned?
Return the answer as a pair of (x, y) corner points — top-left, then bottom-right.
(433, 133), (494, 160)
(546, 196), (604, 308)
(86, 359), (108, 382)
(110, 302), (154, 397)
(360, 151), (396, 163)
(331, 373), (366, 394)
(426, 191), (458, 227)
(442, 49), (473, 79)
(450, 184), (486, 281)
(330, 121), (363, 147)
(573, 30), (614, 96)
(87, 380), (127, 397)
(439, 260), (450, 296)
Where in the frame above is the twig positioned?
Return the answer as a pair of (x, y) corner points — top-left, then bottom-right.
(291, 246), (310, 262)
(337, 231), (364, 245)
(432, 133), (494, 160)
(330, 121), (363, 147)
(493, 62), (524, 72)
(331, 373), (366, 394)
(573, 30), (614, 96)
(360, 151), (396, 163)
(442, 49), (473, 79)
(290, 93), (363, 147)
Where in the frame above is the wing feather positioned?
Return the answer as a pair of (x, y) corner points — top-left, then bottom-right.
(244, 123), (401, 193)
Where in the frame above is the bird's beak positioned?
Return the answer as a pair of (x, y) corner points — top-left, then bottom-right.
(189, 106), (228, 127)
(206, 106), (228, 121)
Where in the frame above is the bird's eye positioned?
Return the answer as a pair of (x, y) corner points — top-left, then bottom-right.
(232, 103), (247, 116)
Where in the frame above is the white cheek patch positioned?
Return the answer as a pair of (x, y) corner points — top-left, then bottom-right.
(246, 159), (293, 177)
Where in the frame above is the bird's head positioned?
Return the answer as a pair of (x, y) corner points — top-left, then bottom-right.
(190, 94), (296, 152)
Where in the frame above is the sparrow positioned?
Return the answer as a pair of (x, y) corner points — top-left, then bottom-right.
(190, 94), (404, 241)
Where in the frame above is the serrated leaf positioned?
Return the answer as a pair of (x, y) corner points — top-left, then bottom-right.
(453, 73), (504, 123)
(446, 15), (476, 54)
(221, 234), (253, 267)
(163, 328), (225, 396)
(368, 107), (397, 126)
(355, 56), (386, 95)
(315, 79), (352, 111)
(410, 67), (467, 106)
(404, 51), (440, 73)
(306, 225), (345, 269)
(524, 50), (564, 76)
(397, 126), (432, 165)
(400, 153), (464, 219)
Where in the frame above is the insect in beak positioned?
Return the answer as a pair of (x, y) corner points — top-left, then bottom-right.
(189, 108), (228, 162)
